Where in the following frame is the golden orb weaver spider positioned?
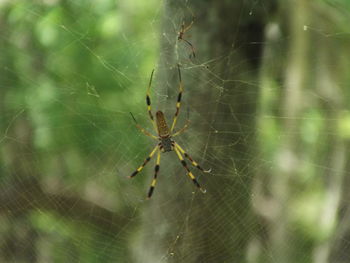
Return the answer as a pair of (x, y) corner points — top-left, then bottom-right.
(129, 65), (210, 199)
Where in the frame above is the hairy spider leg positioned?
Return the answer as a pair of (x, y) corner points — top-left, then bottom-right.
(172, 108), (190, 137)
(174, 146), (206, 193)
(129, 144), (159, 178)
(130, 112), (158, 140)
(174, 142), (211, 173)
(146, 69), (158, 132)
(147, 149), (161, 199)
(172, 120), (189, 137)
(170, 65), (184, 133)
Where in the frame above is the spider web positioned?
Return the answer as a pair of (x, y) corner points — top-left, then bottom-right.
(1, 0), (350, 262)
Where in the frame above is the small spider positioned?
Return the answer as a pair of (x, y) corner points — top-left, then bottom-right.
(129, 65), (210, 198)
(178, 17), (196, 59)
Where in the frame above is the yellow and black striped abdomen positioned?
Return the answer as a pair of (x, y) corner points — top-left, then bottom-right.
(156, 111), (170, 138)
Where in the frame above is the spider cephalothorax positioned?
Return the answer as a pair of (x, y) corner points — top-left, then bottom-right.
(129, 65), (210, 198)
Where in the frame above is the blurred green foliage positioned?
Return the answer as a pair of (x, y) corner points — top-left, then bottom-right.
(1, 0), (160, 261)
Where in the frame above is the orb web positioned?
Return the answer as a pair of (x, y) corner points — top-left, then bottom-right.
(1, 0), (350, 262)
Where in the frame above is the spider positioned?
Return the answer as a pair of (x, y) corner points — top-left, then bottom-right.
(129, 65), (210, 198)
(178, 17), (196, 59)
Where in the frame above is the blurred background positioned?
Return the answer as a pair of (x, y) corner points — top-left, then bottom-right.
(1, 0), (350, 262)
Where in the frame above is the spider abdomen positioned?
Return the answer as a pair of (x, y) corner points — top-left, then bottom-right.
(156, 111), (170, 137)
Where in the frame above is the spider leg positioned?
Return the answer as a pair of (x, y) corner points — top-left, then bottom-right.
(173, 145), (206, 193)
(182, 38), (196, 58)
(172, 119), (190, 137)
(146, 69), (158, 132)
(130, 112), (158, 140)
(170, 65), (183, 133)
(129, 144), (159, 178)
(147, 149), (161, 199)
(182, 19), (194, 33)
(172, 107), (190, 137)
(174, 142), (211, 173)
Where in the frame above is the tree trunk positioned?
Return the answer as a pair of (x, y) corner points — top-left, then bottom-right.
(134, 1), (272, 262)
